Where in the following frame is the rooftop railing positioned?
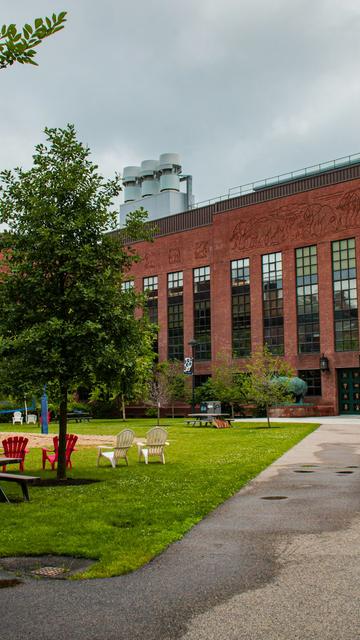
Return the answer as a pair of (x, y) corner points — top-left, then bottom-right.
(192, 152), (360, 210)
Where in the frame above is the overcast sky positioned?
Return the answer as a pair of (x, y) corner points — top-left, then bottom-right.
(1, 0), (360, 209)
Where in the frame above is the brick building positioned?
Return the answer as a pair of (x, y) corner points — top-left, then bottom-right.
(121, 156), (360, 415)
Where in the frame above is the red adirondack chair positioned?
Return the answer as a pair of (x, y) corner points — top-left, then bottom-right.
(42, 434), (78, 470)
(2, 436), (29, 471)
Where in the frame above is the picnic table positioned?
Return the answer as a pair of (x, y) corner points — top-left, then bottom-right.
(67, 411), (92, 423)
(185, 413), (232, 427)
(0, 457), (39, 503)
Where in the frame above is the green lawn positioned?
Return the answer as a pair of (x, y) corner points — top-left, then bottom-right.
(0, 418), (318, 579)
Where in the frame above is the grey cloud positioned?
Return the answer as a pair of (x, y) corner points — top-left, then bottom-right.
(1, 0), (360, 206)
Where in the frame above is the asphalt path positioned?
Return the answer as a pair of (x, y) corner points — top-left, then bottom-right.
(1, 421), (360, 640)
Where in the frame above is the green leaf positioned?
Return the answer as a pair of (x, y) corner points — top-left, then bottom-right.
(34, 18), (43, 29)
(24, 24), (33, 34)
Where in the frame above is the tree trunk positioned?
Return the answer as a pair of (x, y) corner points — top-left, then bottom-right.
(121, 394), (126, 421)
(172, 402), (174, 419)
(230, 402), (234, 418)
(266, 404), (271, 428)
(57, 383), (68, 480)
(157, 401), (160, 426)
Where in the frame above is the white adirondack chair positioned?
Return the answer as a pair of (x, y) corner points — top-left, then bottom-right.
(97, 429), (135, 468)
(137, 427), (169, 464)
(12, 411), (23, 425)
(26, 414), (37, 424)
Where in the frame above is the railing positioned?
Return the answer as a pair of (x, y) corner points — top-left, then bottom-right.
(191, 152), (360, 209)
(116, 155), (360, 243)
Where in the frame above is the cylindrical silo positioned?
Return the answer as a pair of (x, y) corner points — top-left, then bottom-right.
(159, 153), (182, 192)
(122, 166), (141, 202)
(140, 160), (160, 197)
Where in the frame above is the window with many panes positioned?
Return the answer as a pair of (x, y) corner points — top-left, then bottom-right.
(194, 374), (212, 388)
(262, 252), (284, 354)
(298, 370), (322, 396)
(332, 239), (359, 351)
(168, 271), (184, 361)
(143, 276), (158, 353)
(231, 259), (251, 357)
(121, 279), (134, 291)
(296, 246), (320, 353)
(193, 266), (211, 360)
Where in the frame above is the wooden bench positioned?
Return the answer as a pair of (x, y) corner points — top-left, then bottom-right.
(0, 472), (39, 503)
(212, 418), (232, 429)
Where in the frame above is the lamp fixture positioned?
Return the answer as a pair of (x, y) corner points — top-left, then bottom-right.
(320, 354), (330, 372)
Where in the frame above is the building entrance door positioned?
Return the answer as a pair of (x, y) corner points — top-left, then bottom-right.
(338, 369), (360, 414)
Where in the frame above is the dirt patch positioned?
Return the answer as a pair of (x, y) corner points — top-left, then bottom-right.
(0, 431), (114, 448)
(0, 431), (145, 448)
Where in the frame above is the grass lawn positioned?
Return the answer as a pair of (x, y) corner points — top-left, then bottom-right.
(0, 418), (318, 579)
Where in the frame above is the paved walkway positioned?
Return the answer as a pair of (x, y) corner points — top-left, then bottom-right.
(1, 419), (360, 639)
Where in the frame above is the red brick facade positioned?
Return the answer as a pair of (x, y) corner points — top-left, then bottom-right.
(127, 166), (360, 415)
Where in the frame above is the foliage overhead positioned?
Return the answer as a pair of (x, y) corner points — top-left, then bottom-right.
(0, 124), (153, 477)
(0, 12), (67, 70)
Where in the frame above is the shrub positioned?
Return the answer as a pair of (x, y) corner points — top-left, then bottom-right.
(145, 407), (157, 418)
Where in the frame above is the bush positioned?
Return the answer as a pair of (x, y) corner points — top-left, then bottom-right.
(145, 407), (157, 418)
(89, 400), (120, 419)
(68, 401), (90, 413)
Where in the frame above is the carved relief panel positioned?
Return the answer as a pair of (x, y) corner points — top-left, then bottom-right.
(230, 188), (360, 251)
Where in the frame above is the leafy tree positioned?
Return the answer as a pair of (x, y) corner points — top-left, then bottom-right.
(87, 324), (155, 421)
(243, 346), (294, 427)
(146, 364), (171, 425)
(195, 355), (247, 417)
(0, 124), (153, 479)
(0, 13), (67, 70)
(163, 361), (190, 418)
(110, 315), (156, 421)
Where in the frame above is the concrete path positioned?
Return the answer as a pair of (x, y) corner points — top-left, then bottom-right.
(1, 420), (360, 639)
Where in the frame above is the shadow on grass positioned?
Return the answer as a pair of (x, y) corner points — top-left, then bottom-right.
(33, 478), (101, 487)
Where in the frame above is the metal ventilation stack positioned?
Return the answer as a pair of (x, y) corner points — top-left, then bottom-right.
(140, 160), (160, 197)
(159, 153), (182, 192)
(119, 153), (193, 225)
(122, 166), (141, 203)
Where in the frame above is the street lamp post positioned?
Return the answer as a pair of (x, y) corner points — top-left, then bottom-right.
(188, 339), (197, 413)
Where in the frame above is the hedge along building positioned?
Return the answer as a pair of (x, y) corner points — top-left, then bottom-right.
(118, 152), (360, 416)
